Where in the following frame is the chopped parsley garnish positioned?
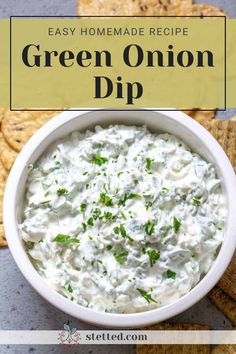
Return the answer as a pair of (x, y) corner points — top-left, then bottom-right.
(147, 249), (160, 267)
(82, 222), (87, 232)
(53, 234), (80, 244)
(91, 154), (108, 166)
(166, 269), (177, 279)
(114, 251), (128, 264)
(40, 200), (51, 205)
(121, 211), (127, 220)
(87, 217), (94, 226)
(99, 193), (113, 207)
(145, 220), (155, 236)
(103, 211), (115, 221)
(113, 226), (120, 234)
(145, 200), (153, 210)
(118, 193), (141, 206)
(106, 245), (113, 251)
(120, 224), (127, 238)
(192, 198), (201, 207)
(173, 216), (181, 233)
(67, 284), (73, 293)
(93, 208), (102, 220)
(57, 188), (68, 196)
(145, 157), (154, 172)
(113, 225), (134, 241)
(137, 288), (157, 304)
(80, 203), (87, 212)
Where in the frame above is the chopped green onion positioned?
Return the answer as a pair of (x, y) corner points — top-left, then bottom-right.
(147, 249), (160, 267)
(161, 187), (169, 194)
(53, 234), (80, 244)
(67, 284), (73, 293)
(99, 193), (113, 207)
(192, 198), (201, 207)
(80, 203), (87, 212)
(145, 157), (154, 172)
(87, 217), (94, 226)
(57, 188), (68, 196)
(118, 193), (141, 206)
(137, 288), (157, 303)
(91, 154), (108, 166)
(173, 217), (181, 233)
(93, 208), (102, 220)
(145, 220), (155, 236)
(114, 251), (128, 264)
(166, 269), (176, 279)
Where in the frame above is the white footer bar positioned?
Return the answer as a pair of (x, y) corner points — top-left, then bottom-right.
(0, 330), (236, 345)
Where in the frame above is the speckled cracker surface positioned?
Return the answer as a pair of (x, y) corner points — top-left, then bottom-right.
(136, 323), (210, 354)
(77, 0), (192, 16)
(218, 252), (236, 301)
(211, 345), (236, 354)
(208, 286), (236, 325)
(0, 132), (18, 171)
(1, 110), (59, 152)
(192, 119), (236, 172)
(0, 160), (7, 183)
(0, 224), (7, 247)
(167, 3), (227, 16)
(0, 182), (4, 224)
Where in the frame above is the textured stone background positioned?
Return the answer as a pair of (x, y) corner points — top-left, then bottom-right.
(0, 1), (235, 353)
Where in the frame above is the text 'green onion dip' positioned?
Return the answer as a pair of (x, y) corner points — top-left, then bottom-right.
(20, 125), (226, 313)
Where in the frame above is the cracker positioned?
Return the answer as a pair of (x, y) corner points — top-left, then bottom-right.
(0, 182), (5, 223)
(0, 108), (6, 125)
(210, 120), (236, 172)
(191, 120), (236, 172)
(0, 224), (7, 247)
(208, 286), (236, 325)
(136, 323), (210, 354)
(0, 160), (7, 183)
(77, 0), (192, 17)
(1, 110), (59, 152)
(211, 345), (236, 354)
(183, 110), (216, 122)
(147, 323), (210, 330)
(0, 132), (18, 171)
(218, 252), (236, 301)
(168, 4), (227, 17)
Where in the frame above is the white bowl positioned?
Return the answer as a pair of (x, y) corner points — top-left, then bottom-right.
(4, 110), (236, 328)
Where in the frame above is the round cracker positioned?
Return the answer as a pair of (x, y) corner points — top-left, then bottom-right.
(0, 224), (7, 247)
(0, 182), (5, 224)
(168, 4), (227, 17)
(77, 0), (192, 17)
(1, 111), (60, 152)
(0, 108), (6, 126)
(0, 132), (18, 171)
(0, 160), (7, 183)
(184, 109), (216, 120)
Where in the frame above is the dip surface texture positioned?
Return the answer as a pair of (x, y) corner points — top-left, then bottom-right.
(20, 125), (226, 313)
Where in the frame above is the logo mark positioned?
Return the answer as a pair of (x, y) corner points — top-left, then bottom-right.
(58, 322), (80, 345)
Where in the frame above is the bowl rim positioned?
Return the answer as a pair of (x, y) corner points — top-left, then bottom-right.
(3, 109), (236, 328)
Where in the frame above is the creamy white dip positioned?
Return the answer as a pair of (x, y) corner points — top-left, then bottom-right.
(20, 125), (226, 313)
